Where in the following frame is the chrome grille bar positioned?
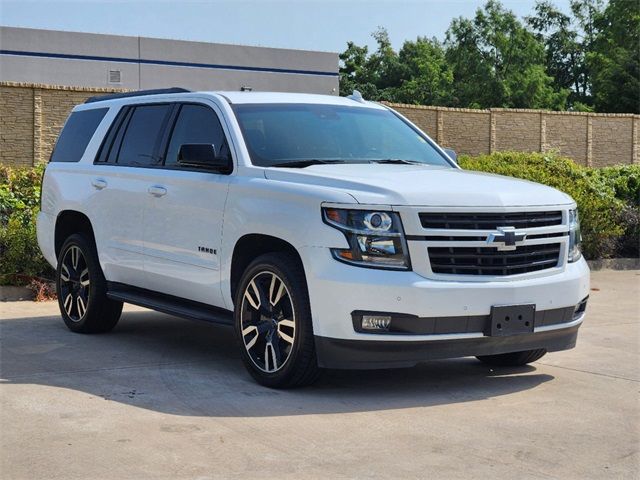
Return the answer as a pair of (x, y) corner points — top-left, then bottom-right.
(420, 211), (563, 230)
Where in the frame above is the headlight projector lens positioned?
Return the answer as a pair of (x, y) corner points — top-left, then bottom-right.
(364, 212), (392, 231)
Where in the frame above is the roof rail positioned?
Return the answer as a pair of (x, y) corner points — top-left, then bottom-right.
(84, 87), (191, 104)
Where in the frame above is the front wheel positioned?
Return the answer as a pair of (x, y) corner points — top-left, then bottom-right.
(234, 252), (321, 388)
(476, 349), (547, 367)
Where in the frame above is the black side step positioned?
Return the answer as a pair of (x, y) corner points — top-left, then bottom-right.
(106, 283), (233, 326)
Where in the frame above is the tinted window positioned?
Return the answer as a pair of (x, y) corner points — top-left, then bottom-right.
(165, 104), (228, 167)
(232, 104), (451, 168)
(50, 108), (108, 163)
(94, 107), (129, 164)
(117, 104), (171, 166)
(106, 108), (133, 164)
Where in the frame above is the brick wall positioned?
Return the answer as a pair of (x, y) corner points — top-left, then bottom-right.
(1, 85), (34, 167)
(386, 103), (639, 167)
(0, 82), (638, 167)
(1, 82), (125, 167)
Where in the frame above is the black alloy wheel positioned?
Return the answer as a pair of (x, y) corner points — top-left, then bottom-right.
(56, 234), (122, 333)
(240, 271), (296, 373)
(234, 252), (321, 388)
(58, 244), (91, 322)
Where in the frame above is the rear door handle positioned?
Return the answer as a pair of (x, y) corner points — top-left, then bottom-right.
(91, 178), (107, 190)
(148, 186), (167, 197)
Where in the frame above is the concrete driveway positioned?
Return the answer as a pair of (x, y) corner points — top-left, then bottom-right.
(1, 270), (638, 479)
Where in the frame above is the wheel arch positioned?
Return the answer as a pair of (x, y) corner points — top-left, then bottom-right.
(54, 210), (97, 259)
(230, 234), (306, 303)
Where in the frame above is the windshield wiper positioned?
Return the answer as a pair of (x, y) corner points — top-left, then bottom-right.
(269, 159), (349, 168)
(370, 159), (423, 165)
(269, 158), (423, 168)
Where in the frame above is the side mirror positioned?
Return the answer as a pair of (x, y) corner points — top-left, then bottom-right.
(178, 144), (230, 172)
(443, 148), (458, 163)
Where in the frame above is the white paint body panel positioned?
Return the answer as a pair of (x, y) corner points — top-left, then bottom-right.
(141, 167), (229, 305)
(37, 90), (590, 346)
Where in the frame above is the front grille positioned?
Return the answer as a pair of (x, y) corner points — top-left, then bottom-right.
(420, 211), (563, 230)
(428, 244), (561, 276)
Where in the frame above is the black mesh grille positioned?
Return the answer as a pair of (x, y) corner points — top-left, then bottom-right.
(428, 244), (561, 276)
(420, 211), (563, 230)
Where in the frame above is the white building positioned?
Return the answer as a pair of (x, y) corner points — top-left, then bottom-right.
(0, 26), (339, 94)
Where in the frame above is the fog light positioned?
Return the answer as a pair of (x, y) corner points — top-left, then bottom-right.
(573, 297), (588, 319)
(361, 315), (391, 331)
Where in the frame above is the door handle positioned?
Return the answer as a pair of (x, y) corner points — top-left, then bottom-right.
(91, 178), (107, 190)
(148, 186), (167, 197)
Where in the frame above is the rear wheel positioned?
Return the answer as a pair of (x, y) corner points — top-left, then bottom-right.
(56, 234), (122, 333)
(476, 349), (547, 367)
(234, 252), (321, 388)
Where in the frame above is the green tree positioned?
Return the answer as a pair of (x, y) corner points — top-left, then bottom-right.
(338, 0), (638, 113)
(338, 28), (402, 100)
(588, 0), (640, 113)
(366, 27), (405, 95)
(339, 42), (378, 98)
(445, 0), (567, 109)
(527, 1), (587, 106)
(570, 0), (604, 51)
(392, 37), (454, 105)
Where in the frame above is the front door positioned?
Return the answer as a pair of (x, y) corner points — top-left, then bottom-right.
(142, 102), (232, 306)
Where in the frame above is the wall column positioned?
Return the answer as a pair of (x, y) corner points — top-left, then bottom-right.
(33, 88), (43, 166)
(586, 114), (593, 167)
(540, 112), (546, 152)
(633, 116), (638, 165)
(489, 110), (496, 153)
(436, 109), (444, 145)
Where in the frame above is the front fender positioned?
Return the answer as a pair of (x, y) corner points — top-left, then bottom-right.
(220, 176), (356, 308)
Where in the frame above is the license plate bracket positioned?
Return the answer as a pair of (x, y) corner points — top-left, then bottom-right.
(489, 304), (536, 336)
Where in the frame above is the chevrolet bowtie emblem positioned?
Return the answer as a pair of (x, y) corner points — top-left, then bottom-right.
(486, 226), (527, 251)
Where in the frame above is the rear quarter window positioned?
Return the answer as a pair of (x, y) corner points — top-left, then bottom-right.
(50, 108), (109, 163)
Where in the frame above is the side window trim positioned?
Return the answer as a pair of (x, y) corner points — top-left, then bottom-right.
(161, 101), (234, 174)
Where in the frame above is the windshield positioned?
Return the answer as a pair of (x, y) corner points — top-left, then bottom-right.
(232, 103), (453, 168)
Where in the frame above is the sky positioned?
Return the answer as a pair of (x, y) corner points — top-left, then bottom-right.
(0, 0), (573, 53)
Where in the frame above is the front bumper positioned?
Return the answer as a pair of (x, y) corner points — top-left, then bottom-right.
(300, 246), (589, 368)
(315, 315), (582, 369)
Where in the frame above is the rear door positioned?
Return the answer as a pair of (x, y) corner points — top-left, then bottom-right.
(141, 100), (232, 306)
(87, 103), (173, 287)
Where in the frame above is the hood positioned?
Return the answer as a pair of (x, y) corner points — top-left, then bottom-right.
(264, 164), (573, 207)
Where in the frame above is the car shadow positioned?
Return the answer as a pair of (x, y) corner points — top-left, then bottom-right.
(0, 309), (553, 417)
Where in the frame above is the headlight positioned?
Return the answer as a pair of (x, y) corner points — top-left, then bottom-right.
(568, 208), (582, 262)
(322, 207), (411, 270)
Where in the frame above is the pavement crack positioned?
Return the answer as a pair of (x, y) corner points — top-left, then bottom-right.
(537, 362), (639, 383)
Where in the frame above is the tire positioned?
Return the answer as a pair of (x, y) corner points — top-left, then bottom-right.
(56, 233), (122, 333)
(234, 252), (321, 388)
(476, 349), (547, 367)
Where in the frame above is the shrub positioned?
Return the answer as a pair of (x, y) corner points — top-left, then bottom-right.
(586, 164), (640, 206)
(0, 164), (44, 225)
(0, 164), (54, 286)
(459, 152), (638, 259)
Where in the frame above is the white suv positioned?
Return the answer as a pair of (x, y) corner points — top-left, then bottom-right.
(37, 88), (590, 387)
